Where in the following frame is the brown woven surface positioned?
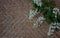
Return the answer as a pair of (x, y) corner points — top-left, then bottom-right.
(0, 0), (60, 38)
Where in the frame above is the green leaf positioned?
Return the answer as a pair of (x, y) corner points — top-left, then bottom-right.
(43, 2), (56, 7)
(55, 28), (60, 32)
(57, 16), (60, 22)
(47, 3), (56, 7)
(32, 2), (38, 8)
(46, 18), (52, 24)
(44, 14), (52, 24)
(43, 7), (56, 24)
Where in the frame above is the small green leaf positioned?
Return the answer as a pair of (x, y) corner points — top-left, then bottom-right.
(57, 16), (60, 22)
(55, 28), (60, 32)
(32, 2), (38, 8)
(46, 18), (52, 24)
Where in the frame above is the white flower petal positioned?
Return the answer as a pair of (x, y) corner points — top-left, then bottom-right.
(29, 9), (38, 19)
(51, 30), (54, 32)
(34, 23), (38, 28)
(53, 22), (57, 25)
(53, 8), (60, 14)
(53, 8), (59, 12)
(47, 32), (51, 36)
(33, 0), (42, 7)
(33, 16), (45, 28)
(57, 26), (60, 29)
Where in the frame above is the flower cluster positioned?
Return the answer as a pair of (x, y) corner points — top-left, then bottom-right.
(29, 9), (38, 20)
(34, 16), (45, 28)
(53, 8), (60, 15)
(33, 0), (42, 6)
(29, 0), (60, 36)
(47, 8), (60, 36)
(48, 22), (60, 36)
(29, 0), (43, 20)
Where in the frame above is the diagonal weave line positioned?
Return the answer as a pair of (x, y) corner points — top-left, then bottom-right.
(0, 0), (60, 38)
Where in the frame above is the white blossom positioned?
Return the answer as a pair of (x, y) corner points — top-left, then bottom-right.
(33, 16), (45, 28)
(47, 25), (52, 35)
(51, 26), (56, 29)
(53, 22), (57, 25)
(29, 9), (38, 20)
(53, 8), (60, 14)
(57, 23), (60, 26)
(47, 22), (60, 36)
(57, 26), (60, 29)
(48, 32), (54, 36)
(55, 15), (57, 18)
(47, 23), (55, 36)
(28, 0), (60, 36)
(33, 0), (42, 7)
(57, 23), (60, 29)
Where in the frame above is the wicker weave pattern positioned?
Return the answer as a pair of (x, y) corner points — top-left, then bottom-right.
(0, 0), (60, 38)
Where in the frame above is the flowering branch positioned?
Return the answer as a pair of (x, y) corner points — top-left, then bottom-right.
(29, 0), (60, 36)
